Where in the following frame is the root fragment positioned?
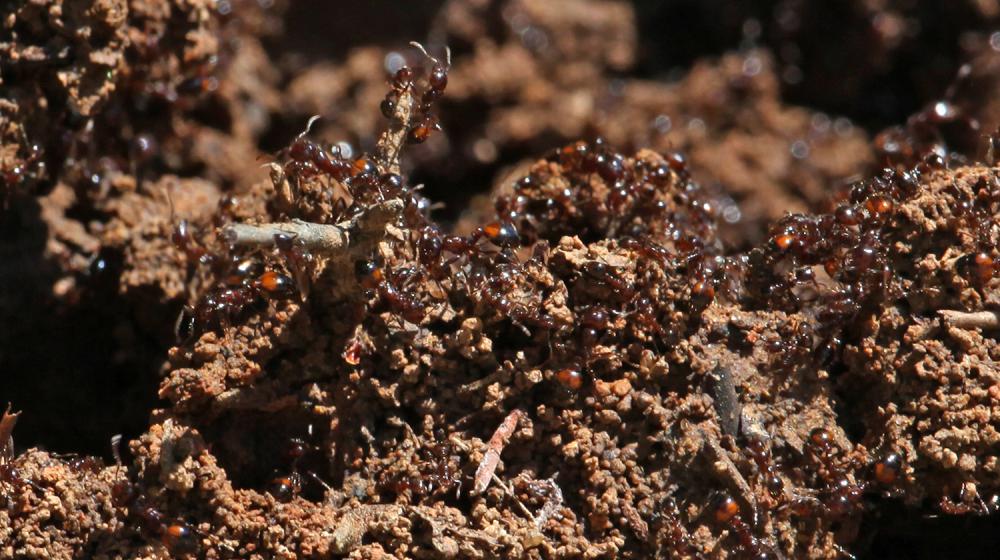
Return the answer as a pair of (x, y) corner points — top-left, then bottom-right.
(221, 199), (403, 256)
(0, 404), (20, 461)
(472, 409), (525, 495)
(939, 309), (1000, 330)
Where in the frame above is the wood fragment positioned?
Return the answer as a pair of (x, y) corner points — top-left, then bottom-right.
(708, 365), (740, 438)
(375, 46), (420, 175)
(700, 428), (758, 525)
(0, 404), (20, 462)
(939, 309), (1000, 330)
(221, 199), (403, 256)
(473, 409), (525, 495)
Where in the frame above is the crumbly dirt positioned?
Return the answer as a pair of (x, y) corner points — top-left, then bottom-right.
(4, 1), (1000, 559)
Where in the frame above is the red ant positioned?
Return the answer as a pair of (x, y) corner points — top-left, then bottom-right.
(411, 439), (461, 501)
(581, 261), (635, 301)
(110, 435), (199, 555)
(273, 232), (315, 298)
(552, 367), (586, 394)
(176, 263), (297, 342)
(281, 116), (352, 182)
(957, 251), (996, 285)
(798, 428), (865, 519)
(650, 497), (696, 557)
(712, 493), (780, 559)
(355, 258), (426, 323)
(473, 263), (556, 332)
(267, 427), (325, 503)
(403, 43), (450, 145)
(745, 433), (785, 501)
(872, 452), (902, 487)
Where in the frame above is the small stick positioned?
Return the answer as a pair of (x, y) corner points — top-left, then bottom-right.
(492, 474), (537, 524)
(221, 199), (403, 256)
(472, 409), (525, 495)
(0, 404), (20, 462)
(939, 309), (1000, 330)
(375, 45), (425, 175)
(449, 435), (536, 522)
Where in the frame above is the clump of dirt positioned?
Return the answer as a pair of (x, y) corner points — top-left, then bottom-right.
(4, 0), (1000, 559)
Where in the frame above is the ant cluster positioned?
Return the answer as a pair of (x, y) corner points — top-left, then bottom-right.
(382, 44), (450, 146)
(145, 34), (999, 558)
(495, 140), (711, 246)
(172, 218), (302, 342)
(384, 439), (462, 504)
(704, 429), (908, 558)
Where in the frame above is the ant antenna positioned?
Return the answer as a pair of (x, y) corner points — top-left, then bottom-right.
(408, 41), (451, 67)
(164, 184), (176, 225)
(297, 115), (322, 141)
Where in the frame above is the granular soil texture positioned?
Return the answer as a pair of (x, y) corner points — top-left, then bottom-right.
(4, 1), (1000, 559)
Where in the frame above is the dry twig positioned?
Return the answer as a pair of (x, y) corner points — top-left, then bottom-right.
(939, 309), (1000, 330)
(0, 404), (20, 462)
(375, 51), (418, 175)
(222, 42), (427, 254)
(473, 409), (525, 495)
(221, 199), (403, 256)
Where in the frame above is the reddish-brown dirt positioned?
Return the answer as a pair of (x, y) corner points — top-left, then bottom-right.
(4, 1), (1000, 559)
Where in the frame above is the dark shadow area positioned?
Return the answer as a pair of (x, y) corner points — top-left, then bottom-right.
(861, 499), (1000, 559)
(267, 0), (445, 66)
(0, 196), (166, 456)
(632, 0), (998, 132)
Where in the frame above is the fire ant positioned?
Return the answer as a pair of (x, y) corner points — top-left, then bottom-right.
(110, 435), (199, 556)
(872, 452), (903, 487)
(957, 251), (996, 285)
(267, 427), (329, 503)
(415, 220), (521, 278)
(404, 43), (450, 145)
(385, 431), (462, 504)
(176, 263), (297, 342)
(799, 428), (865, 519)
(553, 367), (585, 392)
(473, 263), (556, 332)
(416, 440), (462, 499)
(355, 258), (426, 323)
(650, 497), (696, 557)
(745, 433), (785, 500)
(581, 261), (635, 301)
(711, 493), (779, 559)
(274, 232), (315, 297)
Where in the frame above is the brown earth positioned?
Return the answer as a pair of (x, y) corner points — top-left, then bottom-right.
(3, 1), (1000, 559)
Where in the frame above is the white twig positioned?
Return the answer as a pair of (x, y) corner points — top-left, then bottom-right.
(221, 199), (403, 256)
(939, 309), (1000, 330)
